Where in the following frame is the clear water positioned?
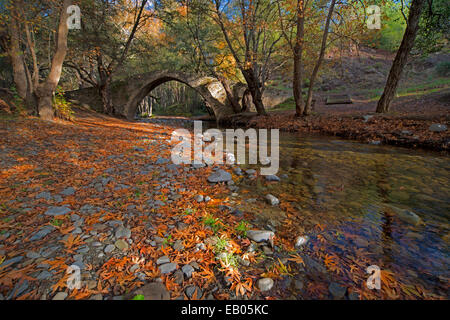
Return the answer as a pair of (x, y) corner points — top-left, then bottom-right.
(237, 132), (449, 299)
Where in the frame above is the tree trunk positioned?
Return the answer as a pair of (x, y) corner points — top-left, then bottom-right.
(98, 78), (114, 115)
(218, 76), (241, 113)
(293, 0), (305, 117)
(36, 0), (72, 120)
(304, 0), (336, 115)
(7, 14), (28, 99)
(376, 0), (425, 113)
(241, 89), (252, 112)
(242, 70), (267, 115)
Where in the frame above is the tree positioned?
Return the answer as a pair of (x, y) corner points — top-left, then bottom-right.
(36, 0), (72, 120)
(304, 0), (335, 115)
(376, 0), (426, 113)
(1, 0), (73, 119)
(211, 0), (283, 115)
(277, 0), (308, 116)
(66, 0), (150, 115)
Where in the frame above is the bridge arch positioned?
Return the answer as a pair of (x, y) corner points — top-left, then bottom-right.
(123, 71), (234, 120)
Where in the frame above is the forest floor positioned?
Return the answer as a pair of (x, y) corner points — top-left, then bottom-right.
(0, 111), (325, 301)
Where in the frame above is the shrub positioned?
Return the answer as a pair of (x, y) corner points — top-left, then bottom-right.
(53, 87), (74, 120)
(435, 62), (450, 77)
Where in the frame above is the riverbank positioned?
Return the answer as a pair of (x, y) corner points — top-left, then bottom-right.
(221, 89), (450, 152)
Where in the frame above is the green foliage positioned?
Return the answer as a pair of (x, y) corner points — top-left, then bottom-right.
(162, 234), (173, 246)
(218, 252), (239, 268)
(364, 3), (406, 52)
(235, 221), (249, 237)
(50, 219), (63, 227)
(214, 236), (229, 253)
(202, 214), (222, 233)
(132, 295), (145, 300)
(53, 87), (74, 120)
(435, 62), (450, 77)
(415, 0), (450, 55)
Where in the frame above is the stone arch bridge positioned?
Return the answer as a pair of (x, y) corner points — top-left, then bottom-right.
(66, 70), (290, 120)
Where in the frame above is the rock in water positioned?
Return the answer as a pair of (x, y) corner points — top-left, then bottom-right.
(429, 124), (447, 132)
(207, 170), (232, 183)
(247, 230), (275, 243)
(264, 175), (280, 182)
(257, 278), (274, 292)
(383, 204), (423, 226)
(265, 194), (279, 206)
(329, 282), (347, 299)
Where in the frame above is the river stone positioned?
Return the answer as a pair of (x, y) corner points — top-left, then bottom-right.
(329, 282), (347, 299)
(133, 282), (170, 300)
(52, 292), (68, 300)
(30, 226), (54, 241)
(158, 263), (177, 274)
(155, 157), (170, 165)
(36, 270), (52, 280)
(115, 226), (131, 239)
(26, 251), (41, 259)
(156, 256), (170, 265)
(384, 205), (423, 226)
(185, 286), (202, 299)
(247, 230), (275, 243)
(173, 270), (184, 285)
(36, 191), (52, 200)
(90, 294), (103, 300)
(207, 170), (232, 183)
(182, 264), (194, 278)
(257, 278), (274, 292)
(173, 240), (184, 251)
(0, 256), (23, 268)
(194, 195), (204, 202)
(233, 167), (243, 175)
(265, 194), (279, 206)
(60, 187), (75, 196)
(429, 124), (447, 132)
(114, 239), (129, 251)
(104, 244), (115, 254)
(44, 206), (71, 216)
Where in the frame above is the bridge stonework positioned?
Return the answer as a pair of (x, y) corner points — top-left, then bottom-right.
(66, 71), (236, 120)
